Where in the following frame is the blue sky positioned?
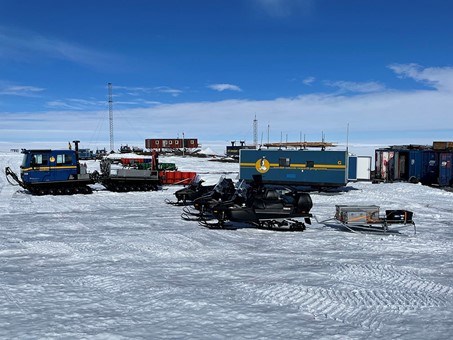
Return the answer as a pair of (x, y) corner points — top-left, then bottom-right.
(1, 0), (452, 153)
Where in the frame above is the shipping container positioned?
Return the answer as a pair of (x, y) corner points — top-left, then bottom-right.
(239, 149), (348, 188)
(375, 147), (438, 184)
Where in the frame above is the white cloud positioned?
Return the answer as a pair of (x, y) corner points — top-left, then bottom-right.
(113, 85), (183, 97)
(208, 83), (242, 92)
(253, 0), (314, 17)
(324, 80), (386, 93)
(2, 64), (453, 151)
(154, 86), (183, 97)
(303, 77), (316, 85)
(46, 98), (105, 110)
(389, 63), (453, 92)
(0, 26), (120, 68)
(0, 84), (45, 97)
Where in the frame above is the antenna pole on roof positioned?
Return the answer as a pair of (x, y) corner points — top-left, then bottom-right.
(182, 132), (185, 157)
(346, 122), (350, 153)
(108, 82), (114, 152)
(267, 124), (270, 147)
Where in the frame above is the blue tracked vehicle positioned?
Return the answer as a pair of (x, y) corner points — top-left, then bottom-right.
(5, 140), (95, 195)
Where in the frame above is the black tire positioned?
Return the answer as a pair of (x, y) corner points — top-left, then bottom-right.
(297, 193), (313, 213)
(408, 176), (419, 184)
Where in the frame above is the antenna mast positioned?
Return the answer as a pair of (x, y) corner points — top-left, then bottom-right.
(108, 82), (114, 152)
(253, 114), (258, 147)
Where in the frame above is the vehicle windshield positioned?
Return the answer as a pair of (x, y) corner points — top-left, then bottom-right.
(21, 153), (29, 168)
(213, 176), (227, 193)
(190, 174), (202, 185)
(234, 180), (250, 198)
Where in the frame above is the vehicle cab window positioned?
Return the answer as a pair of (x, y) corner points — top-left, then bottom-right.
(31, 154), (48, 166)
(56, 154), (72, 165)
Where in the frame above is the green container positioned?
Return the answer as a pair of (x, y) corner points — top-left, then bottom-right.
(158, 163), (177, 171)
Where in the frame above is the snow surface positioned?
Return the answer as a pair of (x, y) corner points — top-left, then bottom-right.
(1, 152), (453, 339)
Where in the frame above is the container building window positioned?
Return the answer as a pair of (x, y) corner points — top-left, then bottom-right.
(279, 157), (291, 167)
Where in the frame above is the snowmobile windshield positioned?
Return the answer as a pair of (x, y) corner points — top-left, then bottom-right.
(234, 180), (250, 199)
(190, 174), (202, 185)
(213, 176), (228, 193)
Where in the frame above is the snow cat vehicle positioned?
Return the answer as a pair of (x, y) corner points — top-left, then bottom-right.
(5, 140), (95, 195)
(198, 176), (314, 231)
(165, 175), (215, 205)
(181, 176), (237, 221)
(96, 155), (160, 192)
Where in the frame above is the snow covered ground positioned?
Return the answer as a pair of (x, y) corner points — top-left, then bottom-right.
(1, 151), (453, 339)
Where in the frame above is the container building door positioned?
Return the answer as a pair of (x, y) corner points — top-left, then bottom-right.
(421, 151), (438, 185)
(348, 156), (357, 181)
(396, 151), (409, 181)
(356, 156), (371, 180)
(439, 152), (453, 187)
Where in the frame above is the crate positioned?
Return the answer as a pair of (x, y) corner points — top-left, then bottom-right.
(433, 141), (453, 150)
(335, 205), (380, 224)
(385, 210), (413, 223)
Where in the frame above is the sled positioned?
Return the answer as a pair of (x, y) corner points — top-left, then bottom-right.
(316, 205), (416, 235)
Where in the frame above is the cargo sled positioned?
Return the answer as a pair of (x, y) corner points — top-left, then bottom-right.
(317, 205), (416, 235)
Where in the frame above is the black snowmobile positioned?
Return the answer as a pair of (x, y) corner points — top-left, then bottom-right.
(165, 175), (215, 205)
(200, 178), (313, 231)
(181, 176), (236, 221)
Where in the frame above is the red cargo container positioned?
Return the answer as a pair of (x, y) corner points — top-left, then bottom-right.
(159, 171), (197, 185)
(145, 138), (199, 150)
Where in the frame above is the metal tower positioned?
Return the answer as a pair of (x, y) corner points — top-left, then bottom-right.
(253, 114), (258, 147)
(108, 82), (114, 152)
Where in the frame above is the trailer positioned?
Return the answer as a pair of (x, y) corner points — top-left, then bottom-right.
(239, 149), (349, 189)
(98, 154), (160, 191)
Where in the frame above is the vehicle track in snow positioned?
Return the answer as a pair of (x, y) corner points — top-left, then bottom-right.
(235, 260), (453, 331)
(236, 279), (452, 331)
(333, 263), (453, 296)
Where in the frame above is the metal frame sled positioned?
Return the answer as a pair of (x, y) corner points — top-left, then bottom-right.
(317, 205), (416, 235)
